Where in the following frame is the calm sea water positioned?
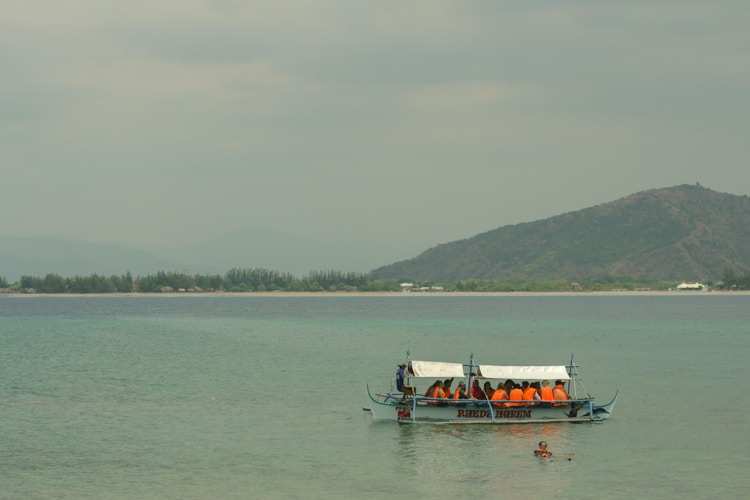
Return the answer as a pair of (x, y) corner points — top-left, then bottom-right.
(1, 294), (748, 499)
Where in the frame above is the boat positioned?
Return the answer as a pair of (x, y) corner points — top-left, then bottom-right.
(365, 353), (618, 424)
(673, 282), (707, 291)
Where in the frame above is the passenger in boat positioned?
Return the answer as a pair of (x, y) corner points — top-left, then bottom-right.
(553, 380), (569, 406)
(443, 378), (454, 399)
(508, 383), (524, 407)
(534, 441), (552, 458)
(423, 381), (436, 397)
(470, 379), (485, 399)
(428, 380), (447, 405)
(453, 381), (470, 407)
(453, 381), (470, 400)
(491, 382), (508, 408)
(483, 381), (495, 400)
(554, 380), (567, 394)
(503, 379), (515, 394)
(533, 382), (543, 404)
(540, 380), (555, 404)
(524, 382), (541, 406)
(441, 379), (455, 405)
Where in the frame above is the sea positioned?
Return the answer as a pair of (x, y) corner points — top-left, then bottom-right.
(1, 293), (748, 499)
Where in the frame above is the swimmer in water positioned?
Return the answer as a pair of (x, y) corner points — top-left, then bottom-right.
(533, 441), (552, 458)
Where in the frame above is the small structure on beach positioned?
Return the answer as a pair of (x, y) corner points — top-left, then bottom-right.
(673, 282), (707, 291)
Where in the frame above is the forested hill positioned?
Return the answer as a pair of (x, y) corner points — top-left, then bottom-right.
(371, 184), (750, 282)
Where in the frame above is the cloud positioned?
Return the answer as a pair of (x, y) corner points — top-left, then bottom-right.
(1, 0), (749, 261)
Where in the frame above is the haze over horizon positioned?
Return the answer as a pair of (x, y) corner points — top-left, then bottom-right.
(3, 1), (749, 273)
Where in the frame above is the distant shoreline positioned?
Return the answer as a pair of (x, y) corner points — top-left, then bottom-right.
(4, 290), (749, 298)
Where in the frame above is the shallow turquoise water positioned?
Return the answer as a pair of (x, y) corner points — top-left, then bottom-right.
(1, 294), (748, 498)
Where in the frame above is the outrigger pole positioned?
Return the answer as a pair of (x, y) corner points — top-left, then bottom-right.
(466, 353), (496, 423)
(466, 352), (476, 392)
(567, 353), (599, 421)
(566, 354), (579, 400)
(404, 348), (412, 387)
(405, 348), (417, 423)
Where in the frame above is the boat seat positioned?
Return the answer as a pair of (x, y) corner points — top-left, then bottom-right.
(400, 386), (416, 396)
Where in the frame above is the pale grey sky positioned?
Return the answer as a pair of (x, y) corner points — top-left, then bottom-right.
(3, 1), (749, 270)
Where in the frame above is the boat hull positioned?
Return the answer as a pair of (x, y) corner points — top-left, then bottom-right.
(366, 386), (618, 424)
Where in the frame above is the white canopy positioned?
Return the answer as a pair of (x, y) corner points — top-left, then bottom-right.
(409, 361), (466, 378)
(477, 365), (570, 381)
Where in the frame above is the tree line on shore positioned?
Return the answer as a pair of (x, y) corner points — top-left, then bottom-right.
(1, 267), (749, 294)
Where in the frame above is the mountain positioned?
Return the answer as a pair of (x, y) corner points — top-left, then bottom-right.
(0, 237), (186, 282)
(371, 184), (750, 282)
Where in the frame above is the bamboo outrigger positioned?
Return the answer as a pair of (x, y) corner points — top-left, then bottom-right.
(365, 353), (618, 424)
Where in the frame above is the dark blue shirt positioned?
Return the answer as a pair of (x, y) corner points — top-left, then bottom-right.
(396, 367), (405, 390)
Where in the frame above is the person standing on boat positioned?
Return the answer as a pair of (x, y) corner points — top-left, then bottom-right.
(396, 364), (406, 391)
(396, 364), (416, 397)
(534, 441), (552, 458)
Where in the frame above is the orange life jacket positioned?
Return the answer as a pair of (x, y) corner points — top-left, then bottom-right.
(491, 389), (508, 408)
(535, 448), (551, 458)
(524, 387), (539, 405)
(553, 387), (568, 406)
(541, 386), (554, 401)
(427, 386), (445, 404)
(507, 388), (524, 407)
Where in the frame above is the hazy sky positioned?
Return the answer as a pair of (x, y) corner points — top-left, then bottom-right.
(3, 1), (749, 261)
